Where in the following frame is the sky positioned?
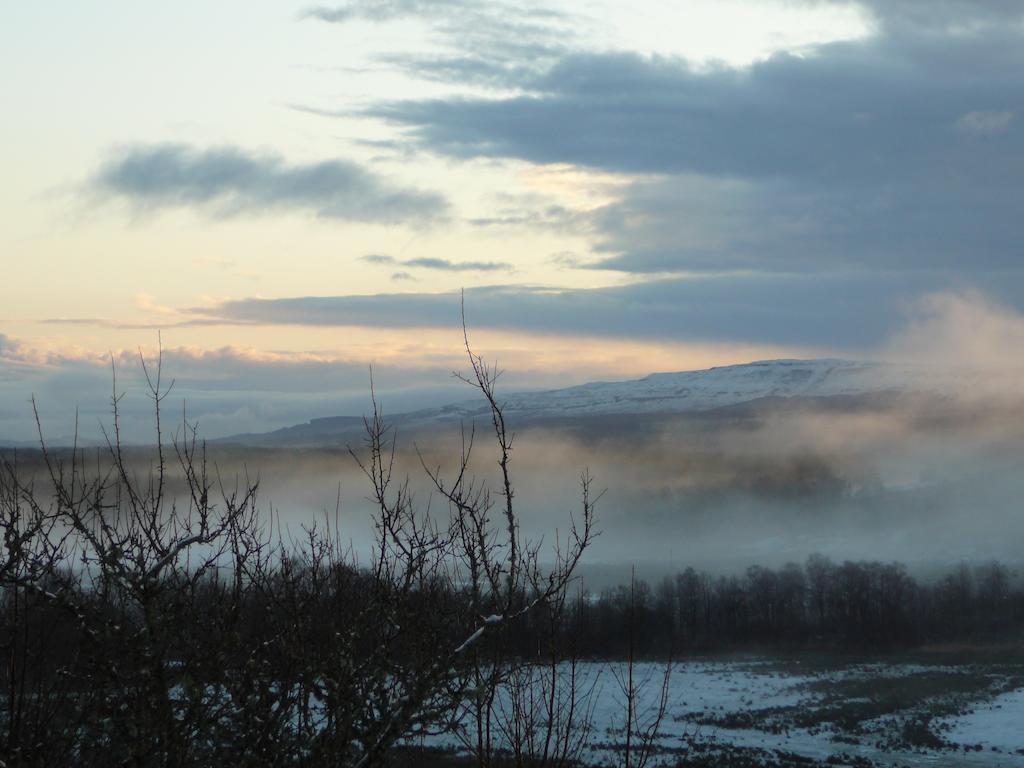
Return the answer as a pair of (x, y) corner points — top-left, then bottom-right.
(2, 0), (1024, 442)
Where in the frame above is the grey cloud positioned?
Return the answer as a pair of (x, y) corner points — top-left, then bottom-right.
(585, 170), (1024, 273)
(361, 254), (512, 271)
(368, 23), (1024, 274)
(91, 144), (448, 224)
(467, 203), (579, 230)
(40, 317), (250, 331)
(305, 0), (580, 94)
(301, 0), (1024, 275)
(374, 37), (1024, 182)
(305, 0), (571, 36)
(404, 257), (511, 271)
(192, 271), (1024, 350)
(305, 0), (476, 23)
(306, 0), (574, 52)
(836, 0), (1024, 30)
(381, 54), (540, 90)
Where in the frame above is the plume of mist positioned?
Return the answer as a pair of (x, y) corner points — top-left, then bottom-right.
(884, 290), (1024, 374)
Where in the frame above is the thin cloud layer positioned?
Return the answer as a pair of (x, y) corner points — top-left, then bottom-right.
(361, 254), (512, 271)
(306, 0), (578, 84)
(193, 273), (1024, 349)
(305, 0), (470, 23)
(90, 144), (448, 224)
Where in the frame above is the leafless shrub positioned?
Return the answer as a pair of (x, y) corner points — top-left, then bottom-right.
(0, 327), (597, 768)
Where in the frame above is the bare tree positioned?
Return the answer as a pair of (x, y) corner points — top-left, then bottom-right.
(356, 315), (597, 767)
(0, 323), (598, 768)
(612, 567), (673, 768)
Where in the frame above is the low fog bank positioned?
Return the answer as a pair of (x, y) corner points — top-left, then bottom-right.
(11, 388), (1022, 583)
(443, 395), (1024, 578)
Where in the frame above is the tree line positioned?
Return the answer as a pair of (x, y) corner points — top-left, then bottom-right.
(499, 556), (1022, 658)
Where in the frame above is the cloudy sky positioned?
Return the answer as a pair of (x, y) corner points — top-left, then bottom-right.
(3, 0), (1024, 441)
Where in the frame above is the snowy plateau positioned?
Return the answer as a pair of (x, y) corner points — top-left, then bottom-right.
(224, 358), (1011, 447)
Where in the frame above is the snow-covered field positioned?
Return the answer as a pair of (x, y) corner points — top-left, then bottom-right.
(414, 657), (1024, 767)
(936, 688), (1024, 756)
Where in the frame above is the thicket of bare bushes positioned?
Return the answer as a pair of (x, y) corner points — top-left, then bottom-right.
(0, 339), (600, 768)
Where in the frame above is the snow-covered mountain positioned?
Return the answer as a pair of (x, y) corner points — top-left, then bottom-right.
(221, 358), (999, 447)
(435, 358), (936, 421)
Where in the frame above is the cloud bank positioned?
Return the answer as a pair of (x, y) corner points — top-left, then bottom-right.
(193, 275), (1024, 350)
(328, 0), (1024, 276)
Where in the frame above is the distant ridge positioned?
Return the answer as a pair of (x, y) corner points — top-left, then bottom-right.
(217, 358), (999, 448)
